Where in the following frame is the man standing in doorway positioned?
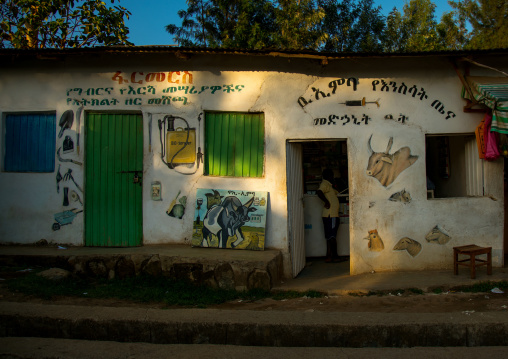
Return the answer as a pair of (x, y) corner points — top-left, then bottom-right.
(317, 168), (340, 263)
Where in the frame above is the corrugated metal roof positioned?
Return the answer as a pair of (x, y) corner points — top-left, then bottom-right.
(0, 45), (507, 60)
(463, 76), (508, 134)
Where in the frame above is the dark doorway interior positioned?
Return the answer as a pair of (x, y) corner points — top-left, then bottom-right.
(300, 140), (350, 276)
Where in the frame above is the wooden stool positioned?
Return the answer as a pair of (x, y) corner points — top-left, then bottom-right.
(453, 245), (492, 279)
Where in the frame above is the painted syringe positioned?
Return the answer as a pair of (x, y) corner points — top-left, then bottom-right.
(339, 97), (380, 107)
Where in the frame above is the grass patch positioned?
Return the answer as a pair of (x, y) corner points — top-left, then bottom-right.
(7, 272), (90, 300)
(5, 270), (323, 307)
(7, 274), (244, 306)
(452, 281), (508, 293)
(408, 288), (424, 295)
(348, 291), (369, 297)
(271, 290), (325, 300)
(0, 265), (29, 272)
(352, 288), (424, 297)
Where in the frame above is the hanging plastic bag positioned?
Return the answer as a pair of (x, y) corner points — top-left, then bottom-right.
(484, 112), (500, 161)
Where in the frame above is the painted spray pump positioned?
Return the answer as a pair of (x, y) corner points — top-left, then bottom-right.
(158, 113), (203, 174)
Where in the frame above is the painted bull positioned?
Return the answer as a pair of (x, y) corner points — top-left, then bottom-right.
(366, 135), (418, 187)
(201, 196), (257, 248)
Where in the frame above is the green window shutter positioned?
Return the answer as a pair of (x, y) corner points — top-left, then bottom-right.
(205, 112), (264, 177)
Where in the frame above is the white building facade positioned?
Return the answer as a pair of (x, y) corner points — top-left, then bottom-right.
(0, 48), (506, 277)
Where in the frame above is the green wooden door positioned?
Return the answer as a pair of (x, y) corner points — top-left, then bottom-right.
(85, 113), (143, 246)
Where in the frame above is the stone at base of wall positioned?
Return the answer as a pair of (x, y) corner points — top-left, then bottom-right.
(0, 249), (284, 291)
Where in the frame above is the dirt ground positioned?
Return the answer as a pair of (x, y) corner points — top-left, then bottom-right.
(1, 270), (507, 314)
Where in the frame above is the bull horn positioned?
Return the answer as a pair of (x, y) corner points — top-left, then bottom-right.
(367, 135), (373, 155)
(244, 197), (255, 208)
(385, 137), (393, 154)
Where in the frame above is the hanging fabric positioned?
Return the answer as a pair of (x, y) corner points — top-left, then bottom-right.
(462, 76), (508, 134)
(475, 115), (486, 159)
(483, 112), (500, 161)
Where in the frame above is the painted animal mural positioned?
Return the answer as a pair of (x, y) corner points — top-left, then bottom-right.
(205, 190), (223, 210)
(366, 135), (418, 187)
(202, 196), (257, 248)
(425, 226), (451, 245)
(393, 237), (422, 257)
(389, 189), (412, 203)
(364, 229), (384, 252)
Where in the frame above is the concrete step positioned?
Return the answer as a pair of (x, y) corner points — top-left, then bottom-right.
(2, 337), (508, 359)
(1, 302), (508, 347)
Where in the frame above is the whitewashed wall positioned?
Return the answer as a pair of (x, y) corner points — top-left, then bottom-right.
(0, 52), (505, 276)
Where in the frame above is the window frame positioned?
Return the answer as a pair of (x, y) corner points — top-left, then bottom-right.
(204, 111), (265, 178)
(425, 133), (483, 199)
(3, 112), (56, 173)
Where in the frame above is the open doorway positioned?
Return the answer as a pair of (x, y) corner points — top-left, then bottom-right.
(287, 140), (350, 278)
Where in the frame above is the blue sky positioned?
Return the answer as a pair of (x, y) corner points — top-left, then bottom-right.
(120, 0), (453, 46)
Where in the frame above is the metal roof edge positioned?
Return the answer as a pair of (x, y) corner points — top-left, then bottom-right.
(0, 45), (507, 60)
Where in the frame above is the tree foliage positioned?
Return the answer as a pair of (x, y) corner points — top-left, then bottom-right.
(165, 0), (278, 48)
(436, 11), (468, 50)
(213, 0), (277, 49)
(0, 0), (132, 49)
(167, 0), (507, 52)
(383, 0), (440, 52)
(318, 0), (385, 52)
(346, 0), (385, 52)
(272, 0), (326, 50)
(166, 0), (324, 50)
(165, 0), (214, 47)
(448, 0), (508, 49)
(383, 7), (404, 52)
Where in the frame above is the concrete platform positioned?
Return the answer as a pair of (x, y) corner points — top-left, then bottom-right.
(274, 258), (508, 295)
(0, 245), (507, 295)
(1, 246), (508, 350)
(3, 338), (508, 359)
(0, 244), (283, 291)
(2, 302), (508, 347)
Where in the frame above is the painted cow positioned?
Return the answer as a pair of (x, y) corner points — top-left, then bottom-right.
(366, 135), (418, 187)
(201, 196), (257, 248)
